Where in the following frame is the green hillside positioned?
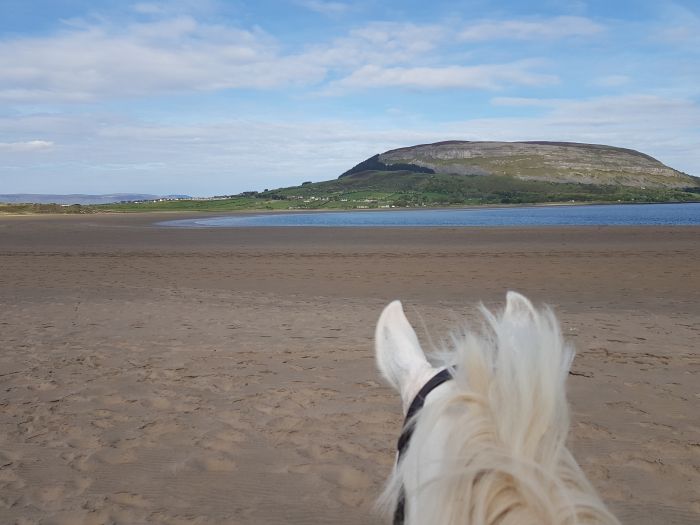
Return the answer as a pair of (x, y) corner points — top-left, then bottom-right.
(98, 170), (700, 213)
(252, 170), (700, 208)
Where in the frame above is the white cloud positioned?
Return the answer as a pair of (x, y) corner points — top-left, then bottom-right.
(460, 16), (604, 41)
(654, 6), (700, 50)
(131, 3), (165, 15)
(328, 62), (558, 92)
(490, 94), (700, 134)
(87, 161), (166, 171)
(0, 112), (447, 194)
(1, 92), (698, 195)
(491, 97), (562, 107)
(1, 8), (697, 195)
(129, 0), (221, 18)
(0, 17), (461, 102)
(0, 140), (54, 152)
(296, 0), (350, 16)
(4, 15), (553, 102)
(490, 94), (699, 130)
(472, 94), (700, 173)
(592, 75), (631, 87)
(547, 94), (700, 127)
(0, 17), (325, 102)
(304, 22), (447, 69)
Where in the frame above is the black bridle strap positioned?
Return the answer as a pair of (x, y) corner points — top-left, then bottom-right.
(394, 368), (453, 525)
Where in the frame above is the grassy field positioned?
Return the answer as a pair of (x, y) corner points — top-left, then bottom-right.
(96, 196), (270, 212)
(5, 171), (699, 214)
(0, 203), (94, 214)
(171, 171), (700, 211)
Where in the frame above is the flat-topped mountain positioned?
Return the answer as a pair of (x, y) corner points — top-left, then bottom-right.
(41, 141), (697, 212)
(341, 141), (698, 189)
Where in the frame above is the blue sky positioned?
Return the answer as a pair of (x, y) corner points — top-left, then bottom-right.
(1, 0), (698, 196)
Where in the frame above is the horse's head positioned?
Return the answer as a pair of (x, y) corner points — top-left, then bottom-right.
(375, 293), (620, 525)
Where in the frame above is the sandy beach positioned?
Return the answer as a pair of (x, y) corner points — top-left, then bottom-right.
(0, 213), (698, 524)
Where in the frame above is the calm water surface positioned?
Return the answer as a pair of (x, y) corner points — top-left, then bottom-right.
(159, 203), (700, 228)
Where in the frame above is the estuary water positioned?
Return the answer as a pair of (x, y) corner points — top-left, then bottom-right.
(159, 203), (700, 228)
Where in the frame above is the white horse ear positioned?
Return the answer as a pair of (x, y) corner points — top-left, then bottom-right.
(375, 301), (435, 410)
(505, 291), (537, 321)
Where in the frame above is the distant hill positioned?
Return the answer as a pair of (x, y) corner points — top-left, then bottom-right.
(0, 194), (191, 205)
(45, 141), (699, 213)
(240, 140), (699, 209)
(341, 141), (699, 189)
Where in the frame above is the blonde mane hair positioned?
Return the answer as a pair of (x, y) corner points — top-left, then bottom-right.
(377, 293), (620, 525)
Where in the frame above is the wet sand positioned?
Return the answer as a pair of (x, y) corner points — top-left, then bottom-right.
(1, 213), (698, 524)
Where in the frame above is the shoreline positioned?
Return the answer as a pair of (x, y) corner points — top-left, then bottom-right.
(2, 198), (699, 218)
(157, 202), (700, 229)
(3, 210), (700, 233)
(2, 200), (699, 229)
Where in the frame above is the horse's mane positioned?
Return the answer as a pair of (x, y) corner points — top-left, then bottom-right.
(379, 295), (620, 525)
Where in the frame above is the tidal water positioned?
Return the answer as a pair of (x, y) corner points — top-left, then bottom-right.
(159, 203), (700, 228)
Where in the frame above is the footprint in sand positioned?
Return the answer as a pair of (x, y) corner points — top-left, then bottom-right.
(28, 477), (92, 512)
(170, 451), (237, 473)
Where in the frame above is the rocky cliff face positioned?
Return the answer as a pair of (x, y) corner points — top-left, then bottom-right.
(371, 141), (697, 188)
